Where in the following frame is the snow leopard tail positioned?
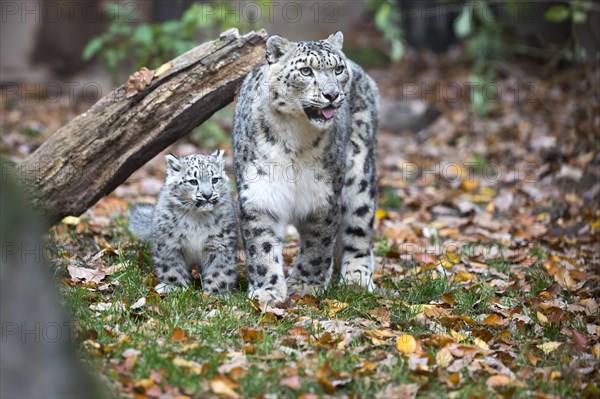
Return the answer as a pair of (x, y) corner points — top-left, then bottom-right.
(128, 203), (154, 241)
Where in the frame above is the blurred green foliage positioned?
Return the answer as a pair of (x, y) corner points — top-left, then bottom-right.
(451, 0), (597, 115)
(83, 2), (268, 83)
(367, 0), (405, 62)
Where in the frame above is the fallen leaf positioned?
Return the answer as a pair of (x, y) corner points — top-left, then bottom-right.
(170, 327), (189, 342)
(68, 265), (106, 283)
(592, 343), (600, 360)
(125, 67), (154, 98)
(322, 299), (349, 317)
(436, 347), (453, 368)
(537, 341), (562, 354)
(396, 334), (417, 354)
(279, 375), (301, 390)
(571, 330), (587, 349)
(210, 374), (240, 398)
(239, 326), (264, 342)
(62, 216), (80, 225)
(154, 62), (172, 77)
(486, 374), (511, 388)
(376, 383), (419, 399)
(173, 357), (206, 375)
(482, 314), (506, 327)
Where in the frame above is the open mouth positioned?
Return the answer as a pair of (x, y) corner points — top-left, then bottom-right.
(304, 105), (336, 122)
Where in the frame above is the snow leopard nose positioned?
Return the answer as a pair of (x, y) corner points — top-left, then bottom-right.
(323, 88), (339, 102)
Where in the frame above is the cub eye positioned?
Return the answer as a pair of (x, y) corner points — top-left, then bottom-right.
(335, 65), (344, 75)
(187, 179), (198, 186)
(211, 177), (220, 185)
(300, 67), (313, 76)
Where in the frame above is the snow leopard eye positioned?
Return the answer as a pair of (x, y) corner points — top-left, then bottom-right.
(187, 179), (198, 186)
(335, 65), (344, 75)
(300, 67), (313, 76)
(211, 177), (221, 185)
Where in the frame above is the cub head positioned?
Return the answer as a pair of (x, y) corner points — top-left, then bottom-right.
(164, 150), (229, 211)
(265, 31), (351, 129)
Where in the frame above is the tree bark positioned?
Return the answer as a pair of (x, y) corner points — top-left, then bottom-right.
(17, 29), (268, 225)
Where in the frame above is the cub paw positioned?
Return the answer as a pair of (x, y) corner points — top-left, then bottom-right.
(155, 282), (187, 294)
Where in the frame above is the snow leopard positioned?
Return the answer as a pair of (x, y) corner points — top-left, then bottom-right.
(128, 151), (238, 294)
(232, 32), (379, 304)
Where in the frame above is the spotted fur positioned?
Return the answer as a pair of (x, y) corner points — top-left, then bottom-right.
(232, 32), (379, 304)
(128, 151), (238, 294)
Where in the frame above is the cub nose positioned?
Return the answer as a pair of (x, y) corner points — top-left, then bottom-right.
(323, 88), (339, 102)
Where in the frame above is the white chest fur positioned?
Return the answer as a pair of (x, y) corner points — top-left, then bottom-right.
(243, 153), (333, 224)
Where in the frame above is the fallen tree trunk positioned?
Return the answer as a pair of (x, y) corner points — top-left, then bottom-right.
(17, 28), (267, 225)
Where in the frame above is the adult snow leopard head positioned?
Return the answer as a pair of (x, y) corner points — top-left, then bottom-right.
(164, 150), (229, 211)
(265, 31), (352, 129)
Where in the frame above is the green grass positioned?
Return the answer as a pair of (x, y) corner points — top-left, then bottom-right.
(49, 218), (590, 398)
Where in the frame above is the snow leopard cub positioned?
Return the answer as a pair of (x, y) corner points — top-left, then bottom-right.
(128, 150), (238, 294)
(233, 32), (379, 304)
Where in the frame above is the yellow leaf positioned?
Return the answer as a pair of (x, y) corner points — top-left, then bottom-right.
(537, 341), (562, 354)
(461, 179), (479, 192)
(210, 375), (240, 398)
(474, 337), (490, 350)
(375, 208), (388, 221)
(455, 271), (475, 283)
(322, 299), (349, 317)
(62, 216), (80, 225)
(154, 62), (172, 77)
(436, 347), (453, 368)
(591, 218), (600, 230)
(592, 343), (600, 360)
(536, 311), (548, 325)
(450, 329), (467, 342)
(173, 357), (206, 375)
(396, 334), (417, 354)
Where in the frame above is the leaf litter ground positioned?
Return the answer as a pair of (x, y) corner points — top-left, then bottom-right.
(1, 50), (599, 398)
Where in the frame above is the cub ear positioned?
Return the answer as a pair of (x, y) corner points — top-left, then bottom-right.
(266, 35), (290, 64)
(165, 153), (182, 172)
(211, 149), (224, 160)
(326, 31), (344, 50)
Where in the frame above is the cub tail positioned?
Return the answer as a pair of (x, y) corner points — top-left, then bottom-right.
(128, 203), (155, 241)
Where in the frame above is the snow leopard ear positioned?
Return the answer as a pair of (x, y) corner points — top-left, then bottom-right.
(326, 31), (344, 50)
(165, 153), (182, 173)
(266, 35), (290, 64)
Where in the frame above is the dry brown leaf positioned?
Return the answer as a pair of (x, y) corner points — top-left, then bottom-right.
(125, 67), (154, 98)
(486, 374), (511, 388)
(482, 314), (506, 327)
(239, 326), (264, 342)
(67, 265), (106, 283)
(571, 330), (587, 349)
(170, 327), (189, 342)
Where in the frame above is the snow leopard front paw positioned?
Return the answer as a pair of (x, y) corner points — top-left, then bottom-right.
(339, 269), (376, 292)
(249, 286), (288, 307)
(286, 277), (328, 297)
(340, 259), (376, 292)
(155, 282), (187, 294)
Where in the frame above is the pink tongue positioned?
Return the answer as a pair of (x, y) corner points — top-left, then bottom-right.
(322, 106), (335, 119)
